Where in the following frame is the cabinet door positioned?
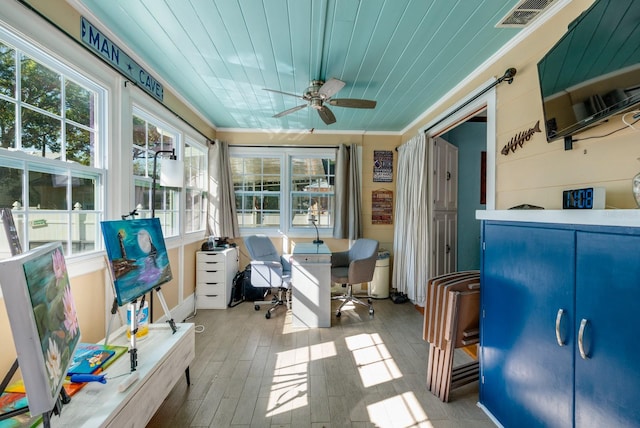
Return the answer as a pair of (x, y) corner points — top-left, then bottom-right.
(432, 137), (458, 211)
(575, 231), (640, 427)
(431, 211), (457, 277)
(481, 223), (574, 428)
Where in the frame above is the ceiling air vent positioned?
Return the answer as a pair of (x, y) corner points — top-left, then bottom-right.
(496, 0), (557, 28)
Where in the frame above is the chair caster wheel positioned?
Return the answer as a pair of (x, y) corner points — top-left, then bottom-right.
(369, 309), (374, 316)
(336, 311), (341, 318)
(254, 305), (260, 311)
(265, 311), (271, 319)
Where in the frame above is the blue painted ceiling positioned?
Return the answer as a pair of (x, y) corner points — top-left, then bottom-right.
(73, 0), (534, 132)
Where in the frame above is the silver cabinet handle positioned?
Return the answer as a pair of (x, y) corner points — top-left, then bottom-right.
(555, 308), (565, 346)
(578, 318), (590, 359)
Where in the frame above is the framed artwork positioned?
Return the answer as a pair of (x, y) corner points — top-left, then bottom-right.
(372, 189), (393, 224)
(0, 242), (81, 416)
(373, 150), (393, 182)
(101, 218), (173, 306)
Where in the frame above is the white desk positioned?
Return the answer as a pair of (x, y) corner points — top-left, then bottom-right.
(49, 323), (195, 427)
(291, 243), (332, 328)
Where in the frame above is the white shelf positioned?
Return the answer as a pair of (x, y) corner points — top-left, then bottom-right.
(476, 209), (640, 228)
(49, 323), (195, 428)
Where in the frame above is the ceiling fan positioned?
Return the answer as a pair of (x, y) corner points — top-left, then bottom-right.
(264, 78), (377, 125)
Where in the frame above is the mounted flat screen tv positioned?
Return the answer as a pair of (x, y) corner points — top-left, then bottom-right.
(101, 218), (173, 306)
(537, 0), (640, 144)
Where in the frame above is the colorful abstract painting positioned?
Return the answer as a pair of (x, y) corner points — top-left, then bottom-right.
(101, 218), (173, 306)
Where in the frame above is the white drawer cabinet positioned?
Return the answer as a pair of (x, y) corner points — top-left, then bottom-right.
(196, 248), (238, 309)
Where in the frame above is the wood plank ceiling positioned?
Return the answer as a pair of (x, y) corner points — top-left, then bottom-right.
(72, 0), (547, 132)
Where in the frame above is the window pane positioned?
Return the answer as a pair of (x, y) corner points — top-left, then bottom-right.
(132, 147), (150, 177)
(65, 123), (93, 166)
(21, 107), (61, 158)
(0, 98), (16, 148)
(21, 54), (61, 114)
(30, 170), (67, 209)
(0, 41), (16, 98)
(132, 115), (146, 147)
(290, 156), (334, 229)
(134, 179), (151, 211)
(147, 123), (161, 151)
(65, 79), (94, 127)
(27, 212), (68, 252)
(185, 189), (205, 232)
(71, 176), (96, 210)
(0, 165), (22, 207)
(71, 212), (96, 252)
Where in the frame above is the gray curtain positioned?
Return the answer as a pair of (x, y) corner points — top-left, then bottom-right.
(207, 140), (239, 238)
(392, 133), (429, 305)
(333, 144), (362, 239)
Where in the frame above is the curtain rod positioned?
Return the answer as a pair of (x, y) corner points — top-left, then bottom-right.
(423, 68), (516, 135)
(229, 144), (341, 149)
(16, 0), (214, 144)
(395, 68), (516, 152)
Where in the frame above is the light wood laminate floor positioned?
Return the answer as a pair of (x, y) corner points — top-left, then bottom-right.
(148, 297), (494, 427)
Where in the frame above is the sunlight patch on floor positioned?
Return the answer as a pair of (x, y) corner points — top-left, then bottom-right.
(367, 392), (433, 428)
(267, 340), (337, 417)
(346, 333), (402, 387)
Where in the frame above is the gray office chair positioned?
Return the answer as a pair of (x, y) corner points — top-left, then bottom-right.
(244, 235), (291, 319)
(331, 238), (379, 317)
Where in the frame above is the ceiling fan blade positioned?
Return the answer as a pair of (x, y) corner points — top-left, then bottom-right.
(328, 98), (377, 109)
(318, 78), (345, 99)
(263, 88), (303, 99)
(317, 105), (336, 125)
(273, 104), (308, 118)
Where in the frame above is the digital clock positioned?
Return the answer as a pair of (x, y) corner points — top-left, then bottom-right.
(562, 187), (605, 209)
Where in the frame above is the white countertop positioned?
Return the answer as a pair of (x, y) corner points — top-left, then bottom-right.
(476, 209), (640, 228)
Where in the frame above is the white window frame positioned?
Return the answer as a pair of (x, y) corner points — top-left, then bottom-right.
(183, 137), (208, 235)
(0, 25), (107, 258)
(229, 146), (336, 238)
(131, 105), (181, 237)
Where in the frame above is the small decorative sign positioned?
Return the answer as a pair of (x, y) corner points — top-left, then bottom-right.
(81, 17), (164, 102)
(372, 189), (393, 224)
(501, 120), (541, 155)
(373, 150), (393, 182)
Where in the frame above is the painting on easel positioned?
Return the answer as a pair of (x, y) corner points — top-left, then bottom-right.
(101, 218), (173, 307)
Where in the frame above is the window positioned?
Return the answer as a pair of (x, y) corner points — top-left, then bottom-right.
(0, 35), (105, 256)
(184, 139), (207, 233)
(132, 108), (180, 237)
(230, 147), (335, 235)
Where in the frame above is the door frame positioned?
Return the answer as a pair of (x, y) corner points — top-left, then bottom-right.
(421, 78), (496, 210)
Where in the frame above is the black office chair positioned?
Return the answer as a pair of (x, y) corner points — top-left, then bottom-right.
(331, 238), (379, 317)
(244, 235), (291, 319)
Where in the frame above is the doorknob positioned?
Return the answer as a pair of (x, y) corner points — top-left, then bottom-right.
(446, 171), (451, 180)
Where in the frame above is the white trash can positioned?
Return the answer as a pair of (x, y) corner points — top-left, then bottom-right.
(369, 250), (390, 299)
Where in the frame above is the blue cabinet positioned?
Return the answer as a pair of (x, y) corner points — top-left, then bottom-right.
(575, 231), (640, 427)
(480, 221), (640, 428)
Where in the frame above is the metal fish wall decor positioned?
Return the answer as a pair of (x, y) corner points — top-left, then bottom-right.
(501, 120), (541, 155)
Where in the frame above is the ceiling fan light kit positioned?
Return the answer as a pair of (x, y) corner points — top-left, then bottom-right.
(264, 78), (377, 125)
